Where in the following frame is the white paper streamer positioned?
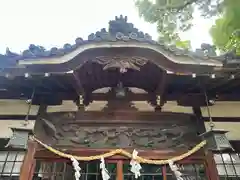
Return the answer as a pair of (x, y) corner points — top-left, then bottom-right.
(71, 156), (81, 180)
(100, 157), (110, 180)
(130, 149), (142, 179)
(168, 160), (183, 180)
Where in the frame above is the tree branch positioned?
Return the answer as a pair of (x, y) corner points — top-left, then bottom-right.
(156, 0), (200, 12)
(176, 0), (199, 11)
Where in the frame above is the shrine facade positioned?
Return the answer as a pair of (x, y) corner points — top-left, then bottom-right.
(0, 15), (240, 180)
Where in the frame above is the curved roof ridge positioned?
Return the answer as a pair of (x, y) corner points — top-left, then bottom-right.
(0, 15), (230, 68)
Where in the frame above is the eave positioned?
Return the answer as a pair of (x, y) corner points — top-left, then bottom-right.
(1, 45), (222, 78)
(0, 15), (228, 77)
(0, 15), (239, 105)
(18, 42), (222, 67)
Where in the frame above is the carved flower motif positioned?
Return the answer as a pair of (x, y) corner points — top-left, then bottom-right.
(94, 56), (148, 73)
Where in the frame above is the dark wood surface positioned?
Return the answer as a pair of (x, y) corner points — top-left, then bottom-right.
(35, 147), (205, 161)
(205, 151), (220, 180)
(1, 114), (240, 122)
(30, 103), (215, 179)
(20, 140), (38, 180)
(0, 51), (239, 106)
(1, 48), (215, 75)
(34, 108), (202, 152)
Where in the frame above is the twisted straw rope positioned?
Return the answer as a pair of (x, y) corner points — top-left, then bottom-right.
(33, 136), (206, 165)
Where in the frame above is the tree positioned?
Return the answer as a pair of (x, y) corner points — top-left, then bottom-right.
(210, 0), (240, 54)
(135, 0), (224, 46)
(175, 40), (191, 49)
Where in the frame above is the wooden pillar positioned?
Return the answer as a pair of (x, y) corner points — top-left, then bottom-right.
(117, 160), (123, 180)
(20, 140), (37, 180)
(193, 107), (219, 180)
(162, 165), (167, 180)
(205, 151), (219, 180)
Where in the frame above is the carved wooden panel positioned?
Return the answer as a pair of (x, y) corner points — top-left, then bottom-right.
(55, 125), (198, 149)
(35, 112), (200, 151)
(94, 55), (148, 73)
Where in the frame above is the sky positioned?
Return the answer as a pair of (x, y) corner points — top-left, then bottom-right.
(0, 0), (216, 54)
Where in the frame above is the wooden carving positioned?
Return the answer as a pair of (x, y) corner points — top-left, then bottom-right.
(34, 111), (200, 151)
(54, 125), (197, 149)
(94, 56), (148, 73)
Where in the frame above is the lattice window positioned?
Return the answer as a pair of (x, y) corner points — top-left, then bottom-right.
(123, 163), (206, 180)
(214, 153), (240, 180)
(33, 160), (117, 180)
(0, 151), (25, 179)
(166, 164), (207, 180)
(33, 160), (208, 180)
(123, 163), (163, 179)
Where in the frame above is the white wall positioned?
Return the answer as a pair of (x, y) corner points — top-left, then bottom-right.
(0, 100), (240, 141)
(0, 120), (35, 138)
(0, 100), (39, 115)
(205, 122), (240, 140)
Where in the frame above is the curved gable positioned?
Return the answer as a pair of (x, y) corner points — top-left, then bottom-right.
(0, 15), (223, 70)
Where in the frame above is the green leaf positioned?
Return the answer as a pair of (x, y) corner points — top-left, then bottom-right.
(175, 40), (191, 49)
(135, 0), (223, 45)
(210, 0), (240, 53)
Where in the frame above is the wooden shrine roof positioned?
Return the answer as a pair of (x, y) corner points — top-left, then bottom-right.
(1, 15), (238, 74)
(0, 72), (240, 105)
(0, 15), (240, 105)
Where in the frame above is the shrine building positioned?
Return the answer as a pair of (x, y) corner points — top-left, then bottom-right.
(0, 15), (239, 180)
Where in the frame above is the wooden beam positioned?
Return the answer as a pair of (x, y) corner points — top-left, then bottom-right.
(44, 76), (68, 91)
(192, 107), (206, 134)
(207, 78), (232, 92)
(2, 114), (240, 123)
(207, 70), (240, 92)
(177, 94), (211, 107)
(2, 89), (240, 105)
(35, 148), (205, 161)
(32, 94), (63, 105)
(72, 71), (84, 95)
(154, 71), (169, 109)
(218, 81), (240, 93)
(35, 78), (54, 92)
(155, 72), (168, 95)
(216, 93), (240, 101)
